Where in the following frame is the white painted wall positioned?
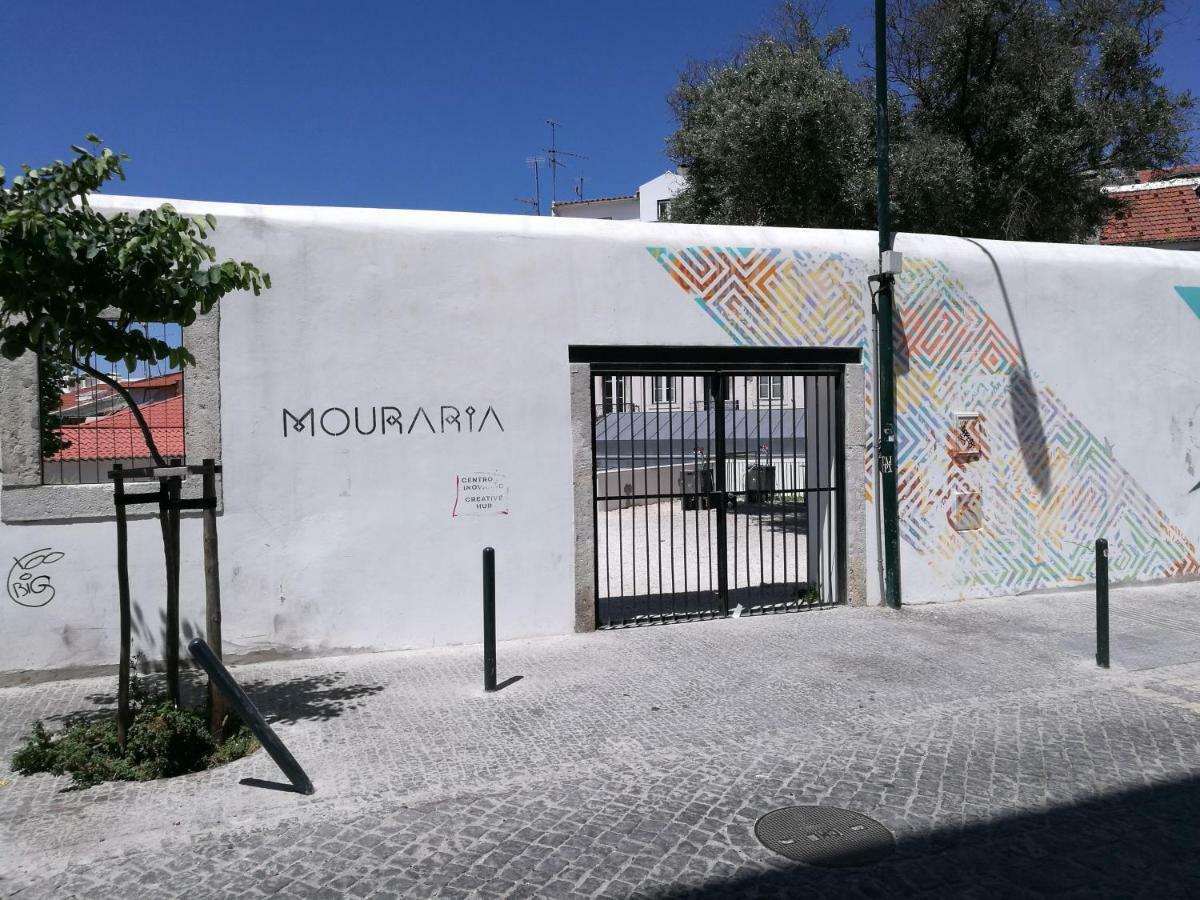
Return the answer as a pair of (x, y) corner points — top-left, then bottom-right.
(2, 197), (1199, 676)
(638, 171), (686, 222)
(551, 197), (639, 220)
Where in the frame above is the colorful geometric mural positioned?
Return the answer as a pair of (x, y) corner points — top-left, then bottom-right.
(649, 246), (1200, 595)
(1177, 286), (1200, 320)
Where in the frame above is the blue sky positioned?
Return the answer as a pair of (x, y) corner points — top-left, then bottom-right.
(3, 0), (1196, 216)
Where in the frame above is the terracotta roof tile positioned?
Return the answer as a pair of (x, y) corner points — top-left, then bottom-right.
(1137, 164), (1200, 183)
(1100, 184), (1200, 246)
(49, 396), (185, 461)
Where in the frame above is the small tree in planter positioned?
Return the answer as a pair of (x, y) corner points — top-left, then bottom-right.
(0, 136), (269, 749)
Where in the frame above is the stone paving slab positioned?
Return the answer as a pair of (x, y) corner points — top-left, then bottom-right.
(2, 582), (1200, 897)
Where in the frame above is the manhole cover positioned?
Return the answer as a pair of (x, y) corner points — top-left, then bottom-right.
(754, 806), (895, 868)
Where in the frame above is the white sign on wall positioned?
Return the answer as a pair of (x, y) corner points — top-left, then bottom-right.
(453, 472), (509, 517)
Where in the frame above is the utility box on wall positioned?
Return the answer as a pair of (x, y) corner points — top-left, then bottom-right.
(951, 411), (983, 460)
(951, 490), (983, 531)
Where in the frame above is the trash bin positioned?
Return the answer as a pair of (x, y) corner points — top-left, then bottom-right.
(680, 466), (713, 510)
(746, 464), (776, 503)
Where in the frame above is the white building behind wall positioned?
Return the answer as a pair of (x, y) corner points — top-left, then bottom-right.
(2, 195), (1199, 679)
(551, 170), (686, 222)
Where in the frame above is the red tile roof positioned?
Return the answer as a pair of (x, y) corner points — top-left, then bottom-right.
(1137, 164), (1200, 183)
(1101, 183), (1200, 246)
(552, 194), (637, 207)
(49, 395), (185, 461)
(59, 371), (182, 414)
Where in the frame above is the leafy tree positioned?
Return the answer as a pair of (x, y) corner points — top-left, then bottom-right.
(667, 14), (876, 228)
(666, 1), (1195, 241)
(0, 136), (270, 464)
(0, 137), (270, 744)
(889, 0), (1194, 240)
(37, 355), (76, 459)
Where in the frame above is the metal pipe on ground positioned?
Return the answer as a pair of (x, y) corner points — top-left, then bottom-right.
(187, 638), (315, 794)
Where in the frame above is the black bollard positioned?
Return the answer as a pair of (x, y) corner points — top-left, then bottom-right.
(188, 638), (315, 794)
(1096, 538), (1109, 669)
(483, 547), (497, 692)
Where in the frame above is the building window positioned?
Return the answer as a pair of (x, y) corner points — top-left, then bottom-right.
(0, 311), (221, 522)
(758, 375), (784, 402)
(656, 199), (671, 221)
(601, 376), (626, 414)
(41, 322), (186, 485)
(652, 376), (675, 404)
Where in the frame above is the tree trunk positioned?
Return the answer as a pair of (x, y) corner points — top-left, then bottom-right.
(113, 464), (133, 751)
(201, 459), (225, 741)
(159, 465), (182, 706)
(72, 358), (167, 468)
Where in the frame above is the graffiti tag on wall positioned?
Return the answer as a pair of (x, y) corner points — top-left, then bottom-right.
(7, 549), (65, 608)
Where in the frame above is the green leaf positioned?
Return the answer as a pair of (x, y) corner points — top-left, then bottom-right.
(85, 133), (101, 143)
(204, 213), (217, 229)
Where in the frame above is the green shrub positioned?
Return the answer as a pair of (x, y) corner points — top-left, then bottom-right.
(12, 695), (257, 789)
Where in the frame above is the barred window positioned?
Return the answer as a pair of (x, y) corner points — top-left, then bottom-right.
(41, 323), (185, 485)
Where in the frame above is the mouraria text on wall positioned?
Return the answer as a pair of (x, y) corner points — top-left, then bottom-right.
(283, 406), (505, 437)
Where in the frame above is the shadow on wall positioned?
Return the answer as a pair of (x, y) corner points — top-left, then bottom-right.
(655, 774), (1200, 898)
(965, 239), (1052, 500)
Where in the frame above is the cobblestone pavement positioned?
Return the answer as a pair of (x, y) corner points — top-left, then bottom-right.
(3, 582), (1200, 898)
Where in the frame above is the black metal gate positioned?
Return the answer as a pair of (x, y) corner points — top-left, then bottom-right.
(591, 366), (845, 627)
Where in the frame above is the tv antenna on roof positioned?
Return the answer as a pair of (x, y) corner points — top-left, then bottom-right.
(515, 156), (545, 215)
(545, 119), (587, 206)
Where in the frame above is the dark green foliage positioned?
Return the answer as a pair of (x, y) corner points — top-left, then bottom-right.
(666, 0), (1195, 241)
(0, 136), (270, 464)
(667, 21), (875, 228)
(37, 354), (75, 458)
(12, 685), (257, 789)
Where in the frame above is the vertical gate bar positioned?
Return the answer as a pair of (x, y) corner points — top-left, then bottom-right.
(742, 375), (749, 596)
(823, 375), (832, 604)
(682, 377), (690, 613)
(655, 377), (664, 616)
(641, 376), (650, 622)
(696, 376), (700, 619)
(792, 376), (801, 606)
(816, 374), (825, 607)
(752, 381), (761, 607)
(631, 376), (639, 616)
(591, 374), (602, 627)
(787, 374), (796, 607)
(820, 374), (830, 607)
(828, 375), (837, 605)
(715, 371), (729, 616)
(617, 376), (625, 620)
(780, 378), (788, 601)
(669, 382), (677, 620)
(836, 369), (847, 604)
(724, 376), (734, 602)
(768, 379), (777, 601)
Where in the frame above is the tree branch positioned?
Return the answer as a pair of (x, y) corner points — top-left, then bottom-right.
(72, 357), (167, 467)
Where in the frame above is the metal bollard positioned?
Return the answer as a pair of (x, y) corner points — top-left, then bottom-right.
(188, 638), (315, 794)
(483, 547), (497, 692)
(1096, 538), (1109, 669)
